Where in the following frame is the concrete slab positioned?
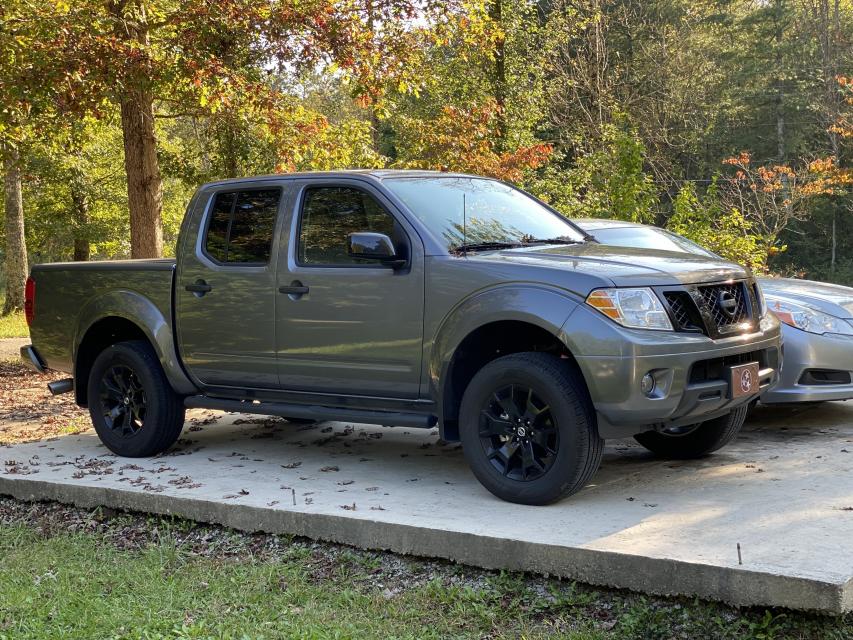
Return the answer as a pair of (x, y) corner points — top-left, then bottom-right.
(2, 402), (852, 613)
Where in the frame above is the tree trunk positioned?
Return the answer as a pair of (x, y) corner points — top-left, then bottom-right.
(119, 86), (163, 258)
(3, 148), (28, 315)
(489, 0), (507, 150)
(69, 166), (90, 261)
(113, 0), (163, 259)
(773, 0), (786, 162)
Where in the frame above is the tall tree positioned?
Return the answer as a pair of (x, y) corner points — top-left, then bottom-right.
(2, 146), (27, 313)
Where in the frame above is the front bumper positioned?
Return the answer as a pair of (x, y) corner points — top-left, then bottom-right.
(566, 310), (781, 438)
(760, 323), (853, 404)
(21, 344), (46, 373)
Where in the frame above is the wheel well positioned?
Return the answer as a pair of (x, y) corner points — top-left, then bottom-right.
(74, 317), (150, 406)
(441, 321), (580, 441)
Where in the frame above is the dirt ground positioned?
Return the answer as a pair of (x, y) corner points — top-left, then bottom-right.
(0, 356), (89, 446)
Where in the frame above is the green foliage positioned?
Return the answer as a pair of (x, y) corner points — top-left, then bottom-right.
(667, 182), (770, 271)
(527, 119), (657, 223)
(1, 0), (852, 279)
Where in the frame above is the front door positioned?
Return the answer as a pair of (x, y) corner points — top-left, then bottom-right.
(276, 180), (425, 398)
(176, 183), (285, 389)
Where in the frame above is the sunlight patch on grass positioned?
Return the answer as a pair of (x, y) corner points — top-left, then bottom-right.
(0, 297), (28, 339)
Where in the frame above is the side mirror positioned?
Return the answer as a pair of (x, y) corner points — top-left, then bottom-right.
(347, 232), (406, 269)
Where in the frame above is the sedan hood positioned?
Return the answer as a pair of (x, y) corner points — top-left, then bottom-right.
(472, 243), (748, 287)
(758, 277), (853, 319)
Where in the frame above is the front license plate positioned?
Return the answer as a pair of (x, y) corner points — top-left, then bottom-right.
(729, 362), (760, 399)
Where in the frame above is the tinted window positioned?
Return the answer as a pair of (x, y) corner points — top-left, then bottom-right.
(205, 192), (234, 262)
(299, 187), (398, 265)
(204, 189), (280, 264)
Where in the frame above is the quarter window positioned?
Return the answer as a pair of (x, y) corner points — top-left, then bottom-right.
(298, 187), (399, 266)
(204, 189), (280, 264)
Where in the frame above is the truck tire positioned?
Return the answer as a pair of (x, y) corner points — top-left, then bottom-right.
(87, 340), (185, 457)
(458, 352), (603, 505)
(634, 404), (749, 459)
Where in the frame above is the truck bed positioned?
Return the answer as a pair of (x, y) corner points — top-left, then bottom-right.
(29, 259), (176, 374)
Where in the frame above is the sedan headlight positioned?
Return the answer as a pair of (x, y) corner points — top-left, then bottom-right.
(586, 288), (673, 331)
(767, 297), (853, 336)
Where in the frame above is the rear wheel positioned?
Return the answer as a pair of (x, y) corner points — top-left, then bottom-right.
(459, 352), (602, 505)
(634, 405), (749, 459)
(87, 340), (185, 457)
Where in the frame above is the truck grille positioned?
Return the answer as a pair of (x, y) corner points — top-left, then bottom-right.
(663, 292), (703, 332)
(698, 282), (749, 331)
(661, 280), (757, 338)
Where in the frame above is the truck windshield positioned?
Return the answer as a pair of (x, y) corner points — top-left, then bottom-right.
(383, 177), (586, 252)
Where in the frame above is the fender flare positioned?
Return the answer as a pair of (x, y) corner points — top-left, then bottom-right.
(429, 284), (582, 411)
(74, 289), (197, 396)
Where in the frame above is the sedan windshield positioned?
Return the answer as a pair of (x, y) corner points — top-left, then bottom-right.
(589, 226), (719, 258)
(383, 177), (586, 252)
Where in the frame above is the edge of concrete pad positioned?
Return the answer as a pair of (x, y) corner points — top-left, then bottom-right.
(0, 475), (847, 615)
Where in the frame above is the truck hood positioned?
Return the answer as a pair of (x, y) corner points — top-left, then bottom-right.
(471, 243), (748, 287)
(758, 277), (853, 319)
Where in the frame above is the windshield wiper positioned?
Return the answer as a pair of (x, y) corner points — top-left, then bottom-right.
(453, 241), (523, 254)
(521, 237), (585, 246)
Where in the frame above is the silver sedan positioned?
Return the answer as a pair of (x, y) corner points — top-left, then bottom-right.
(574, 218), (853, 404)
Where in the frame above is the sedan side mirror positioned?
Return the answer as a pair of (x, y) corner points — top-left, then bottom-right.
(347, 232), (406, 269)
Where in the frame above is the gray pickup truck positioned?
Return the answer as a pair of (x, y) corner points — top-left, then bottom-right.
(22, 170), (781, 504)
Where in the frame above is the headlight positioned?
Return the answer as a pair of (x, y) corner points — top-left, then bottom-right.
(586, 288), (673, 331)
(753, 282), (767, 318)
(767, 297), (853, 336)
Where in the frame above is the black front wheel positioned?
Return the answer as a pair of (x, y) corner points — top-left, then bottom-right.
(459, 352), (602, 505)
(87, 340), (185, 457)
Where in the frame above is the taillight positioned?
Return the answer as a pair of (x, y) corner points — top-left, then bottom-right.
(24, 277), (35, 326)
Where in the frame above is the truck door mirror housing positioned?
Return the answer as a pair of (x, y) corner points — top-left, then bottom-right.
(347, 232), (406, 269)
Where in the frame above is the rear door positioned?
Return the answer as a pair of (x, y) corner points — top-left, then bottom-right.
(275, 178), (425, 398)
(176, 182), (286, 388)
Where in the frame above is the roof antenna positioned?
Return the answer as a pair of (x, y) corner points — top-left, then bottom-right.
(462, 192), (467, 256)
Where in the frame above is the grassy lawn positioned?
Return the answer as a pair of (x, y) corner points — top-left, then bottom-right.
(0, 502), (849, 640)
(0, 296), (28, 339)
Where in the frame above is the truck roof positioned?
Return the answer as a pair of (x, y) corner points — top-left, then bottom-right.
(200, 169), (480, 189)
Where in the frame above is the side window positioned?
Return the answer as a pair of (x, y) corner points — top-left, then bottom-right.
(298, 186), (399, 266)
(203, 189), (280, 264)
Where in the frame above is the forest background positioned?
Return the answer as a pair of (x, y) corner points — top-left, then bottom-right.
(1, 0), (851, 314)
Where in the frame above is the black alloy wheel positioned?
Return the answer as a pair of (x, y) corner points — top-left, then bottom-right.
(479, 384), (559, 481)
(87, 340), (185, 458)
(459, 352), (603, 505)
(99, 364), (147, 437)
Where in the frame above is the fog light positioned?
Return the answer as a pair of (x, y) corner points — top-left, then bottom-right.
(641, 372), (656, 397)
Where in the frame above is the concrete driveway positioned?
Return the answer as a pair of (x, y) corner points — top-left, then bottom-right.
(1, 401), (852, 613)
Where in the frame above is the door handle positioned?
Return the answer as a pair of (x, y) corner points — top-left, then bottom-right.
(185, 280), (213, 296)
(279, 282), (309, 297)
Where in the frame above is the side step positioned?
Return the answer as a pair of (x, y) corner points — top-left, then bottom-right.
(185, 396), (438, 429)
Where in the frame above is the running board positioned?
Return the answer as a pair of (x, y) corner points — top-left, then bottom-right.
(184, 396), (438, 429)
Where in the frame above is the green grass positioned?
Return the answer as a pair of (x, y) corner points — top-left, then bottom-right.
(0, 511), (850, 640)
(0, 310), (27, 339)
(0, 296), (28, 339)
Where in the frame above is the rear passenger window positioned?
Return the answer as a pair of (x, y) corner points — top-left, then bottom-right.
(298, 187), (399, 266)
(204, 189), (280, 264)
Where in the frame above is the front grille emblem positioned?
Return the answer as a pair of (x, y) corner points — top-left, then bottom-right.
(717, 290), (738, 318)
